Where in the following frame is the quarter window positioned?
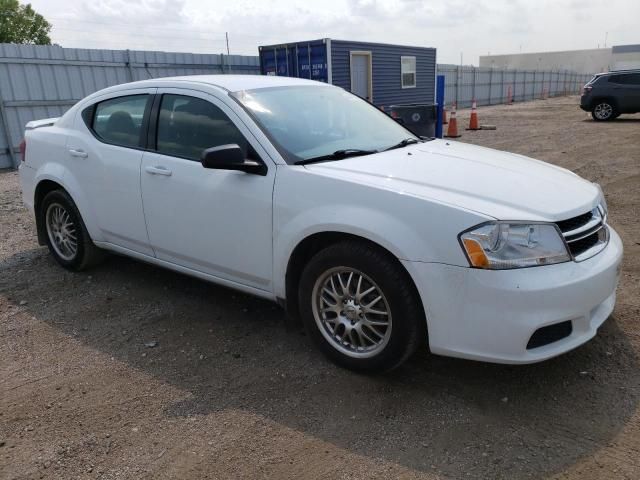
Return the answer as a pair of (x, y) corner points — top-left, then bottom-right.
(155, 94), (250, 161)
(401, 56), (417, 89)
(91, 95), (149, 148)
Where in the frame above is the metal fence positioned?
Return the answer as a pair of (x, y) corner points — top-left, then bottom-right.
(437, 64), (593, 109)
(0, 43), (260, 168)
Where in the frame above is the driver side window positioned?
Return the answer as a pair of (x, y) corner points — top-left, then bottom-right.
(155, 94), (250, 161)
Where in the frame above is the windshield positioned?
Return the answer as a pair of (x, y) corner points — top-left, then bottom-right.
(232, 85), (418, 163)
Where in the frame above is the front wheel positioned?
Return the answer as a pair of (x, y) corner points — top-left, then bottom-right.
(591, 101), (616, 121)
(298, 240), (426, 372)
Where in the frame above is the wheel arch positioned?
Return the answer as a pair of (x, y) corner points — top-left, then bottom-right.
(591, 96), (619, 110)
(282, 231), (426, 330)
(33, 169), (100, 246)
(34, 179), (70, 245)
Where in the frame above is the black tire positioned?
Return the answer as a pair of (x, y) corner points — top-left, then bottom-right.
(591, 100), (617, 121)
(39, 189), (104, 271)
(298, 240), (426, 372)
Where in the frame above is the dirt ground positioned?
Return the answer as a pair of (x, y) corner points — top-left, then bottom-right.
(1, 96), (639, 480)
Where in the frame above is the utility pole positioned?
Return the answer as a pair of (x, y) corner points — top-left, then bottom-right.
(225, 32), (230, 55)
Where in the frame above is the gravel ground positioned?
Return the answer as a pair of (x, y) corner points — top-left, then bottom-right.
(1, 96), (639, 480)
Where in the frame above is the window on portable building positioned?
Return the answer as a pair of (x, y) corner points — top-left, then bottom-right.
(401, 56), (416, 88)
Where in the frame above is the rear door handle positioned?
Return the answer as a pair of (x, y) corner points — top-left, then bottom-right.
(69, 148), (88, 158)
(145, 165), (172, 176)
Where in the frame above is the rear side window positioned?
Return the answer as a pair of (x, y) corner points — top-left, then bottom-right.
(607, 74), (640, 85)
(155, 94), (249, 161)
(90, 95), (149, 148)
(610, 73), (640, 85)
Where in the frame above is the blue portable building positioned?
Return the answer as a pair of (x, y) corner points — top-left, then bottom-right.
(258, 39), (436, 108)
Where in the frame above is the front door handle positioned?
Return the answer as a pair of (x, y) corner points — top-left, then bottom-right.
(69, 148), (88, 158)
(145, 165), (172, 176)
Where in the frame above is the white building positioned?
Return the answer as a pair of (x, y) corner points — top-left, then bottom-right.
(479, 44), (640, 74)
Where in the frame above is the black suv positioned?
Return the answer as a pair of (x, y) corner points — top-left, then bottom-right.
(580, 70), (640, 121)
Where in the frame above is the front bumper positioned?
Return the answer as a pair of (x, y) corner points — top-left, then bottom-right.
(403, 227), (623, 364)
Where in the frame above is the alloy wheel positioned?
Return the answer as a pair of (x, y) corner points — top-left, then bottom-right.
(594, 103), (613, 120)
(311, 267), (392, 358)
(46, 203), (78, 261)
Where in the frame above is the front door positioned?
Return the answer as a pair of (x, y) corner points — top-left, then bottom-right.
(350, 52), (372, 101)
(140, 89), (275, 291)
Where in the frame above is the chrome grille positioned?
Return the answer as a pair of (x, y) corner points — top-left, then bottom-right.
(556, 206), (608, 261)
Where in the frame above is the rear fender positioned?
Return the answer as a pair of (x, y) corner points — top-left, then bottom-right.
(33, 163), (102, 244)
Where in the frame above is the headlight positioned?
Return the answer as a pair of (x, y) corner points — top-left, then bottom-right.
(459, 222), (570, 269)
(594, 183), (607, 215)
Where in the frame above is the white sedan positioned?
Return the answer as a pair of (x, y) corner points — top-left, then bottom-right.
(18, 75), (623, 371)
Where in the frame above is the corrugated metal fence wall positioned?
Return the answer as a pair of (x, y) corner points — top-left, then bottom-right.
(437, 64), (592, 109)
(0, 44), (260, 168)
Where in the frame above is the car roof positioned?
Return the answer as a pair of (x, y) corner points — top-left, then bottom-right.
(122, 74), (328, 93)
(598, 69), (640, 76)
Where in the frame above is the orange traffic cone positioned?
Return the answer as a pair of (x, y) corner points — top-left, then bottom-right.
(466, 100), (480, 130)
(443, 106), (448, 124)
(445, 104), (461, 138)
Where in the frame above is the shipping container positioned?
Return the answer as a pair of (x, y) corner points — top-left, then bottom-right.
(258, 39), (436, 108)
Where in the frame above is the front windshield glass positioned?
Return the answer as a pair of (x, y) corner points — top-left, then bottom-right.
(232, 86), (418, 163)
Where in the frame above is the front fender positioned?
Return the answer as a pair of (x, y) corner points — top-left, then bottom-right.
(273, 205), (424, 298)
(272, 167), (488, 298)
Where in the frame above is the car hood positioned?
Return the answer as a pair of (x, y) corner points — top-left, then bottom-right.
(303, 139), (601, 221)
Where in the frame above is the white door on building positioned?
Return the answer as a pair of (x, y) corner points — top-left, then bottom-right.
(350, 52), (371, 101)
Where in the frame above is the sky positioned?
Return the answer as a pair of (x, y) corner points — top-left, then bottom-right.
(29, 0), (640, 65)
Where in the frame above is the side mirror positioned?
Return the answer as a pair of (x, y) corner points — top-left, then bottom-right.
(200, 144), (267, 176)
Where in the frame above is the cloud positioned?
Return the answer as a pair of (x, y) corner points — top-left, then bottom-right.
(29, 0), (640, 64)
(82, 0), (188, 21)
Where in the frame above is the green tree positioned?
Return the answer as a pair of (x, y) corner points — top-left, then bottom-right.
(0, 0), (51, 45)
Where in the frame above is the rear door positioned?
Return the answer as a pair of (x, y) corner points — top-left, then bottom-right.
(67, 89), (155, 255)
(620, 74), (640, 110)
(608, 74), (640, 112)
(140, 88), (275, 290)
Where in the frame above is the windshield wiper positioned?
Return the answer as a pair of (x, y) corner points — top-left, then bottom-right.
(295, 149), (378, 165)
(383, 138), (422, 151)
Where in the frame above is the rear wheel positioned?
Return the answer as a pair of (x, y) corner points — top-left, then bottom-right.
(40, 190), (104, 270)
(591, 101), (616, 121)
(299, 240), (426, 372)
